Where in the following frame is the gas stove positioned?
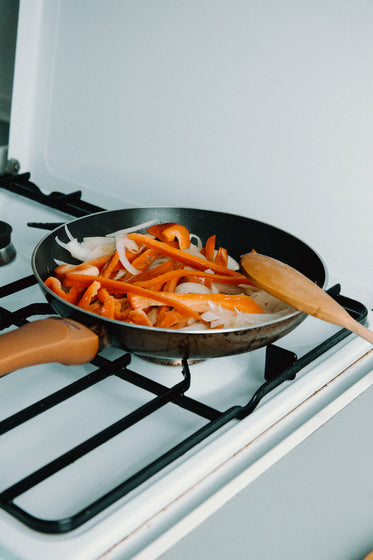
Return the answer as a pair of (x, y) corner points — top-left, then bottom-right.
(2, 2), (373, 557)
(0, 174), (372, 560)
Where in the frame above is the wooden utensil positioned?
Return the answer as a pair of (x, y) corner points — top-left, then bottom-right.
(241, 252), (373, 345)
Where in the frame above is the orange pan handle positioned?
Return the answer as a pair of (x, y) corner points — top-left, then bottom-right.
(0, 317), (99, 377)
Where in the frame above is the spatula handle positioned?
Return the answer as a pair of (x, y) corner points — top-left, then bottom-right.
(0, 317), (99, 377)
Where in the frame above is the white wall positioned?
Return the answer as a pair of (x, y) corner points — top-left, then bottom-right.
(8, 1), (373, 286)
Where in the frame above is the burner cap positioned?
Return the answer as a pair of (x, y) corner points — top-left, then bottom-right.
(0, 221), (12, 249)
(0, 221), (16, 264)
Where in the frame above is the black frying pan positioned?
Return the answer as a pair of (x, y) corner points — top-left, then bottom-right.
(0, 208), (326, 373)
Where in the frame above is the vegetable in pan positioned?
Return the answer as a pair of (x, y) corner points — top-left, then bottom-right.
(45, 221), (292, 330)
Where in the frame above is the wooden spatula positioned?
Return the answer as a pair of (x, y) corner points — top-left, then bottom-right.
(241, 252), (373, 345)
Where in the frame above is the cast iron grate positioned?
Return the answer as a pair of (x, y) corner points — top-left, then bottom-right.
(0, 173), (369, 534)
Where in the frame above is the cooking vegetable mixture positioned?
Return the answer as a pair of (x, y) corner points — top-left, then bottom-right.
(45, 221), (292, 330)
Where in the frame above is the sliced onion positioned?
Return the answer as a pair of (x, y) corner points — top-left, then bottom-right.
(211, 282), (243, 295)
(109, 219), (158, 237)
(175, 282), (211, 294)
(56, 236), (91, 261)
(115, 236), (140, 275)
(64, 225), (75, 242)
(184, 244), (207, 258)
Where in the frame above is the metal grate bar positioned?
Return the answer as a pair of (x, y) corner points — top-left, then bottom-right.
(0, 274), (37, 299)
(115, 365), (223, 421)
(237, 285), (369, 419)
(0, 172), (104, 217)
(0, 363), (191, 504)
(0, 357), (125, 435)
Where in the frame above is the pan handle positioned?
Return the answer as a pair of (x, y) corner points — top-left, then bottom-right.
(0, 317), (99, 377)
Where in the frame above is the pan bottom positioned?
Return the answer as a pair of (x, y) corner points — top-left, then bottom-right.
(138, 355), (204, 366)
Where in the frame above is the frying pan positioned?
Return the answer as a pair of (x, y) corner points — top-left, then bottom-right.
(0, 207), (326, 373)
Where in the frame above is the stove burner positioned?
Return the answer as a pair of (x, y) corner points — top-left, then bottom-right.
(0, 221), (16, 265)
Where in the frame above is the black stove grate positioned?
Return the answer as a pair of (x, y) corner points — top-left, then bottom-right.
(0, 173), (369, 534)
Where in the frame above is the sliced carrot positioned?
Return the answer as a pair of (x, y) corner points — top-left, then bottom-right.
(44, 276), (82, 304)
(127, 233), (243, 277)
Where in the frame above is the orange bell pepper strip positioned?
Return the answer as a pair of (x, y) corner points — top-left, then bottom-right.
(87, 299), (103, 315)
(114, 300), (132, 322)
(127, 292), (264, 314)
(44, 276), (82, 304)
(147, 222), (175, 239)
(154, 306), (169, 327)
(62, 274), (204, 321)
(130, 248), (160, 272)
(101, 296), (116, 319)
(77, 280), (101, 310)
(160, 224), (191, 250)
(157, 309), (189, 329)
(101, 251), (121, 278)
(96, 287), (116, 319)
(127, 308), (153, 327)
(214, 247), (228, 268)
(147, 222), (190, 250)
(186, 275), (213, 289)
(125, 259), (175, 284)
(134, 268), (252, 290)
(203, 235), (216, 262)
(163, 275), (179, 292)
(126, 233), (243, 277)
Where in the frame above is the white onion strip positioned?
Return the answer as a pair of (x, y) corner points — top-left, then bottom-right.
(109, 219), (158, 237)
(115, 236), (140, 275)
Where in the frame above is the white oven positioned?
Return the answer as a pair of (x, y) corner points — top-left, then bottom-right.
(0, 2), (373, 559)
